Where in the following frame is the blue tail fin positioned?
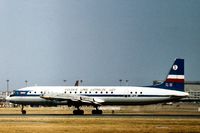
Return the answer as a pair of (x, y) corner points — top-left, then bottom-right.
(152, 58), (184, 91)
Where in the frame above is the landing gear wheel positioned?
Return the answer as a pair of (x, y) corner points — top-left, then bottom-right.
(21, 105), (26, 115)
(73, 110), (84, 115)
(22, 110), (26, 115)
(92, 110), (103, 115)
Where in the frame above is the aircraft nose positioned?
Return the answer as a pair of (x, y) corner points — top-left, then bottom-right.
(5, 96), (11, 102)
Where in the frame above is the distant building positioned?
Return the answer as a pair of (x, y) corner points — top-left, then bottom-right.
(0, 91), (12, 101)
(185, 81), (200, 101)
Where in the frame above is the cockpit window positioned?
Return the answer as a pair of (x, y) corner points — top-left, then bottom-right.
(10, 90), (29, 97)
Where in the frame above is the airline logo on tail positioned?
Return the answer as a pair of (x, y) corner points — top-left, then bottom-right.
(166, 59), (184, 84)
(152, 58), (184, 92)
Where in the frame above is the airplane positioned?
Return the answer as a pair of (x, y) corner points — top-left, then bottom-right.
(6, 58), (189, 115)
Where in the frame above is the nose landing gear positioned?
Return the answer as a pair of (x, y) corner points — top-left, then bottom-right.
(21, 105), (26, 115)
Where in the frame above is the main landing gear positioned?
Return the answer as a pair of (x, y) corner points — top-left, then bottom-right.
(92, 110), (103, 115)
(73, 106), (84, 115)
(21, 105), (26, 115)
(72, 106), (103, 115)
(92, 107), (103, 115)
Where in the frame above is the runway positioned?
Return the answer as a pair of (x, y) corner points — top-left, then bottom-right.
(0, 113), (199, 119)
(0, 113), (199, 133)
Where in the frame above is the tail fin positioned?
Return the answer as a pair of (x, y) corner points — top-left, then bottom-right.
(153, 58), (184, 91)
(74, 80), (79, 86)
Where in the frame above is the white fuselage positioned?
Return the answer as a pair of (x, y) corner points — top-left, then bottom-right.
(6, 86), (189, 106)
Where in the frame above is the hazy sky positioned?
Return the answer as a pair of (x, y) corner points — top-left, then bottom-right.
(0, 0), (200, 90)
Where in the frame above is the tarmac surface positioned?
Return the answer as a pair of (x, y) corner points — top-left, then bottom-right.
(0, 113), (199, 119)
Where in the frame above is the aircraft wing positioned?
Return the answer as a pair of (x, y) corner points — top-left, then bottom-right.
(40, 93), (103, 106)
